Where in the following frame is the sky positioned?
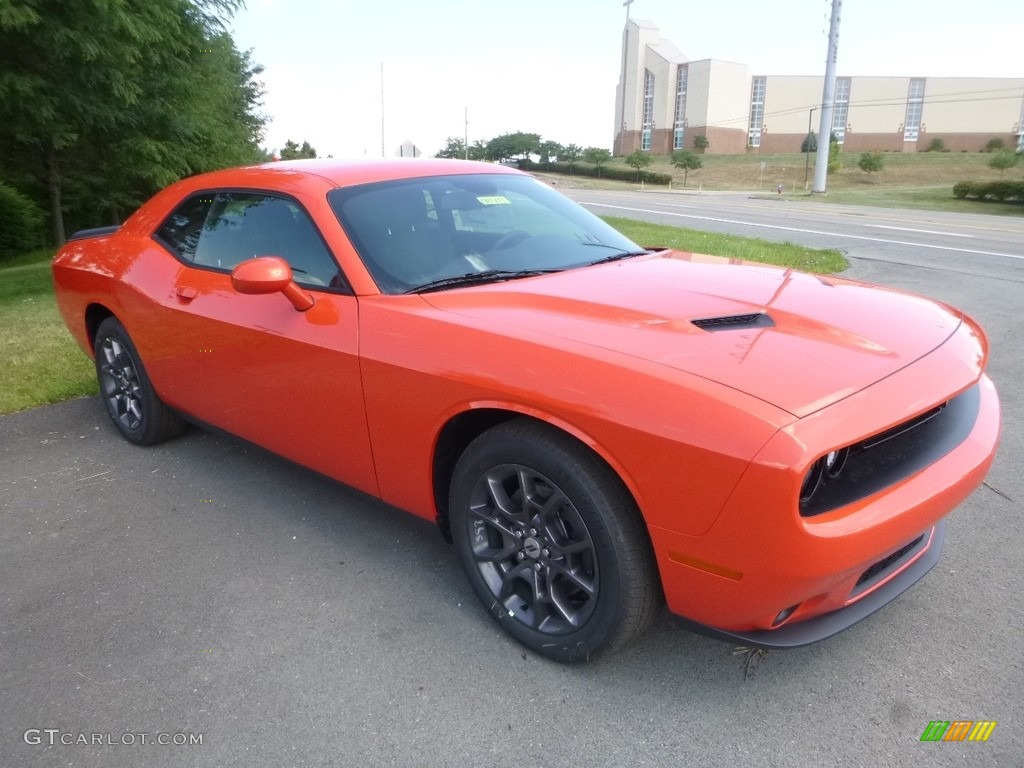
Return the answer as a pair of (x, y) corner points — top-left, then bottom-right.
(227, 0), (1023, 159)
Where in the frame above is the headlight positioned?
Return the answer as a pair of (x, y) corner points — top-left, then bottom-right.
(800, 447), (850, 503)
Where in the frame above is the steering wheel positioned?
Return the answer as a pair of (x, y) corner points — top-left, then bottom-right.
(488, 230), (529, 252)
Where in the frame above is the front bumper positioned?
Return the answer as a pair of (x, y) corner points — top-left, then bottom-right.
(650, 362), (999, 642)
(672, 519), (945, 649)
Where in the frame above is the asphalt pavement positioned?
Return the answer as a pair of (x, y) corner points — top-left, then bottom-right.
(2, 196), (1021, 767)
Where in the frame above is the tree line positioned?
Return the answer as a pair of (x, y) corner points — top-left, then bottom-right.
(0, 0), (267, 249)
(437, 132), (709, 186)
(436, 132), (641, 178)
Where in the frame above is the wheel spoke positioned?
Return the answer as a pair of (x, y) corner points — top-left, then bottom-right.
(485, 473), (529, 526)
(497, 560), (533, 601)
(474, 540), (519, 564)
(469, 501), (508, 528)
(547, 559), (597, 596)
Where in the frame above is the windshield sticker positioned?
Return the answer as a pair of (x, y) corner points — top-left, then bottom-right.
(476, 196), (511, 205)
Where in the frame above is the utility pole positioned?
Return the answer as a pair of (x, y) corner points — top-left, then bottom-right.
(812, 0), (841, 194)
(804, 106), (817, 187)
(464, 107), (469, 160)
(380, 62), (385, 159)
(617, 0), (635, 155)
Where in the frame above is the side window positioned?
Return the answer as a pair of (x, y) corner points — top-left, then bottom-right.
(155, 195), (215, 261)
(192, 193), (345, 289)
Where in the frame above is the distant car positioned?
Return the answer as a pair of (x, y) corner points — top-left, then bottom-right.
(52, 159), (1000, 662)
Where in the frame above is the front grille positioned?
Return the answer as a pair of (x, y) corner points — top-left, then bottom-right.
(692, 312), (774, 331)
(851, 533), (928, 598)
(856, 535), (924, 588)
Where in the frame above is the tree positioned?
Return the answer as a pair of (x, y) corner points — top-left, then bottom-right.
(625, 150), (652, 181)
(857, 151), (885, 175)
(827, 136), (842, 175)
(984, 137), (1005, 153)
(561, 143), (583, 174)
(435, 137), (467, 159)
(538, 140), (564, 168)
(583, 147), (612, 177)
(693, 135), (710, 152)
(0, 181), (44, 260)
(801, 132), (818, 153)
(485, 132), (540, 162)
(0, 0), (265, 244)
(279, 140), (317, 160)
(988, 150), (1019, 175)
(468, 140), (489, 161)
(671, 150), (702, 186)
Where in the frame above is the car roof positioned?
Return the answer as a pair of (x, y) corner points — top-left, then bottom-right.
(193, 158), (522, 191)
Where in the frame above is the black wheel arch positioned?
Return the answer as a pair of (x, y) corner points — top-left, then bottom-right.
(85, 303), (116, 354)
(432, 409), (650, 550)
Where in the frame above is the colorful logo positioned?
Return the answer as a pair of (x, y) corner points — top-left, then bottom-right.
(920, 721), (997, 742)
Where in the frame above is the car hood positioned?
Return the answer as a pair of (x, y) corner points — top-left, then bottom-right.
(421, 252), (962, 417)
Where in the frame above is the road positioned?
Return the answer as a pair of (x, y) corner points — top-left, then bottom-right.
(2, 195), (1021, 767)
(567, 188), (1024, 281)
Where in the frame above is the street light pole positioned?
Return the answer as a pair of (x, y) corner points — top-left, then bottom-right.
(812, 0), (842, 194)
(804, 106), (817, 187)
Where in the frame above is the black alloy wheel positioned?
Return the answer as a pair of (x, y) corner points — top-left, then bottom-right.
(94, 317), (185, 446)
(450, 419), (661, 662)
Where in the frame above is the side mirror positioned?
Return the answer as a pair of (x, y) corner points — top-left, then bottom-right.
(231, 256), (314, 311)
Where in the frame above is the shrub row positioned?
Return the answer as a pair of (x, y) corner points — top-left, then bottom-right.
(952, 180), (1024, 203)
(0, 182), (45, 260)
(525, 160), (672, 186)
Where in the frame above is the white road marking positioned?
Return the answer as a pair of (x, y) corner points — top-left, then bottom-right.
(866, 225), (974, 238)
(583, 202), (1024, 261)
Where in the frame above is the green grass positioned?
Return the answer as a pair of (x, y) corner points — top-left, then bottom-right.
(603, 216), (848, 274)
(0, 251), (97, 415)
(796, 185), (1024, 215)
(546, 151), (1024, 215)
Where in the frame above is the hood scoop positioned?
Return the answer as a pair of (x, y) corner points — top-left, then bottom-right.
(691, 312), (774, 332)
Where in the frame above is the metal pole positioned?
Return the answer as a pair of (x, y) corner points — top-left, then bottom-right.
(380, 62), (385, 159)
(804, 107), (816, 187)
(812, 0), (841, 194)
(464, 107), (469, 160)
(617, 3), (634, 156)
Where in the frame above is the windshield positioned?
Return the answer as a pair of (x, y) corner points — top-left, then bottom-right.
(328, 173), (645, 294)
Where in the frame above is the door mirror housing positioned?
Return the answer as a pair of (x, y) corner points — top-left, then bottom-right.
(231, 257), (314, 311)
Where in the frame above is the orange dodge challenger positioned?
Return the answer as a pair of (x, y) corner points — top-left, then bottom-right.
(52, 159), (1000, 662)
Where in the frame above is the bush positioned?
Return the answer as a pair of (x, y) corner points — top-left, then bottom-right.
(0, 182), (45, 260)
(925, 138), (946, 153)
(827, 138), (842, 175)
(988, 150), (1019, 174)
(546, 161), (671, 185)
(984, 138), (1006, 153)
(952, 180), (1024, 203)
(858, 151), (885, 174)
(952, 181), (971, 199)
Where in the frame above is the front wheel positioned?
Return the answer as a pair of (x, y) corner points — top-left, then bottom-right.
(450, 420), (661, 662)
(94, 317), (186, 446)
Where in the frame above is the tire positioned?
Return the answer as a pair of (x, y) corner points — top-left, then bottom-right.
(94, 317), (186, 446)
(450, 419), (661, 662)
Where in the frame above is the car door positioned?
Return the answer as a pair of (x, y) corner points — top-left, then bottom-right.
(151, 190), (378, 497)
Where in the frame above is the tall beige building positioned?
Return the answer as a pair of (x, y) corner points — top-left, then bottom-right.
(613, 19), (1024, 155)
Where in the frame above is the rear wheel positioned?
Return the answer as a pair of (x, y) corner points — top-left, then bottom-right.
(450, 420), (661, 662)
(94, 317), (186, 446)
